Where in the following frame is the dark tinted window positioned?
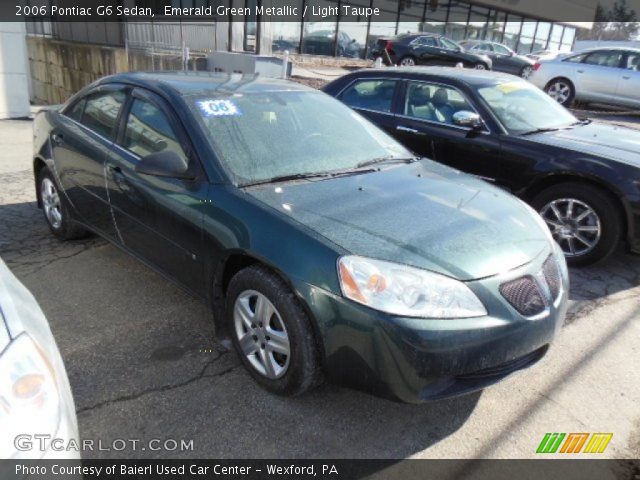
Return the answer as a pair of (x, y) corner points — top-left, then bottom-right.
(65, 99), (85, 122)
(340, 79), (397, 113)
(123, 98), (187, 159)
(583, 50), (623, 68)
(414, 36), (437, 47)
(81, 91), (125, 138)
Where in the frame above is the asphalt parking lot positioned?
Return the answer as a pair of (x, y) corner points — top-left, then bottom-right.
(0, 115), (639, 467)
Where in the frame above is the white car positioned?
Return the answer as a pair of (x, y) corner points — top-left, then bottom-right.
(529, 47), (640, 108)
(0, 258), (79, 459)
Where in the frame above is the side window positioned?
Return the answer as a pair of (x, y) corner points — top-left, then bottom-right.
(65, 98), (86, 122)
(474, 43), (492, 52)
(624, 52), (640, 71)
(81, 90), (126, 139)
(493, 44), (510, 55)
(404, 82), (475, 125)
(414, 36), (436, 47)
(563, 53), (588, 63)
(583, 51), (623, 68)
(339, 79), (397, 113)
(123, 98), (188, 160)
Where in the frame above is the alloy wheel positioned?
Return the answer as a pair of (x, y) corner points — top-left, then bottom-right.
(233, 290), (290, 379)
(539, 198), (601, 257)
(400, 57), (415, 66)
(546, 81), (571, 104)
(521, 66), (533, 79)
(475, 63), (486, 70)
(41, 177), (62, 229)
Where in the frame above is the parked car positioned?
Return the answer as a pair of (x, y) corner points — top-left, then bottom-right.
(34, 72), (567, 403)
(371, 33), (492, 70)
(302, 30), (361, 58)
(529, 47), (640, 108)
(0, 258), (79, 459)
(325, 67), (640, 265)
(459, 40), (535, 78)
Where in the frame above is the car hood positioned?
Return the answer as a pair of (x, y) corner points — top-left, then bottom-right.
(523, 122), (640, 168)
(246, 160), (550, 281)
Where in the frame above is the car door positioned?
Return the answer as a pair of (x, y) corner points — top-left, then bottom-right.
(490, 43), (520, 74)
(337, 78), (400, 135)
(615, 51), (640, 108)
(574, 50), (625, 103)
(105, 88), (208, 295)
(434, 37), (462, 66)
(52, 86), (127, 238)
(393, 80), (503, 182)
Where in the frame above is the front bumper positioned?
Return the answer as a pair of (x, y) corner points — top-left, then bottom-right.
(296, 246), (568, 403)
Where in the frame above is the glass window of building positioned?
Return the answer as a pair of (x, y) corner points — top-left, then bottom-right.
(533, 22), (551, 52)
(271, 22), (302, 53)
(397, 0), (426, 35)
(337, 21), (368, 59)
(301, 0), (337, 56)
(517, 21), (538, 53)
(503, 16), (522, 51)
(486, 10), (506, 42)
(423, 0), (449, 35)
(446, 1), (470, 41)
(466, 5), (490, 40)
(547, 24), (564, 52)
(560, 26), (576, 51)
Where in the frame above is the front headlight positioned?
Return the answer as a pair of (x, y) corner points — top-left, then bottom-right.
(338, 256), (487, 318)
(0, 333), (61, 458)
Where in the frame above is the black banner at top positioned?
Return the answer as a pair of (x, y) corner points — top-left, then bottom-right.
(3, 0), (630, 23)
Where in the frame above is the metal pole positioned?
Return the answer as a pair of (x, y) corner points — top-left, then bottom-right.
(281, 50), (289, 79)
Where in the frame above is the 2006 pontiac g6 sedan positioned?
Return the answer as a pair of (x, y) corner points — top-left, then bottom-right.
(33, 72), (568, 403)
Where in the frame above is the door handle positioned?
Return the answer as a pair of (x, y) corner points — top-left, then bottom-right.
(397, 125), (419, 133)
(51, 133), (64, 144)
(577, 69), (584, 73)
(622, 75), (631, 80)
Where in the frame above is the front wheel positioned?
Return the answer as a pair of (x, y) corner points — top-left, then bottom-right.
(532, 183), (622, 266)
(474, 63), (488, 70)
(545, 78), (575, 107)
(227, 265), (322, 396)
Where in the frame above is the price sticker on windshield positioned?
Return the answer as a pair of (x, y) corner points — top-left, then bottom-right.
(197, 99), (241, 117)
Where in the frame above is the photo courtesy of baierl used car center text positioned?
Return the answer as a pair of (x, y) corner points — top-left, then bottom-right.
(0, 0), (639, 478)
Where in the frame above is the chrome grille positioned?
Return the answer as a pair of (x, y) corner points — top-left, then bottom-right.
(542, 255), (561, 301)
(499, 276), (546, 317)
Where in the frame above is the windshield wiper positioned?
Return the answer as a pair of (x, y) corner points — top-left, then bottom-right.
(520, 127), (566, 136)
(355, 156), (419, 169)
(241, 172), (331, 187)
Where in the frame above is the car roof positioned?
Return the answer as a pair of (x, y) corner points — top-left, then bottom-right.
(575, 46), (640, 53)
(96, 71), (315, 97)
(355, 66), (519, 86)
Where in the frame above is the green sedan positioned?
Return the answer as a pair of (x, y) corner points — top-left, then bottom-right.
(33, 72), (568, 403)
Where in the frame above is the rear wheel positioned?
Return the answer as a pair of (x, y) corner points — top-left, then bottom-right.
(227, 265), (322, 396)
(545, 78), (575, 107)
(474, 63), (488, 70)
(38, 168), (90, 240)
(520, 65), (533, 79)
(532, 183), (621, 266)
(398, 56), (416, 67)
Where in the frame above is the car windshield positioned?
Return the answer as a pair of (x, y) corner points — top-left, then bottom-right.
(476, 80), (578, 134)
(190, 90), (411, 185)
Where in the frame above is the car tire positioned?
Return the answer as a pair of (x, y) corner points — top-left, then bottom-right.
(398, 56), (416, 67)
(532, 182), (622, 267)
(226, 265), (323, 396)
(474, 62), (488, 70)
(544, 78), (575, 107)
(520, 65), (533, 79)
(38, 167), (90, 240)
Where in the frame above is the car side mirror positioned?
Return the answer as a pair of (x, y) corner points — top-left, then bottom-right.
(453, 111), (483, 129)
(135, 150), (194, 180)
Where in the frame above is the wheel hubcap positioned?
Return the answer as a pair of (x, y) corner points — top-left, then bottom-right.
(539, 198), (601, 257)
(233, 290), (290, 379)
(475, 64), (486, 70)
(521, 66), (533, 79)
(41, 177), (62, 229)
(547, 81), (570, 104)
(401, 58), (415, 66)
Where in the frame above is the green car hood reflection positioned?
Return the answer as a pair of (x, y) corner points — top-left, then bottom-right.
(246, 160), (550, 281)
